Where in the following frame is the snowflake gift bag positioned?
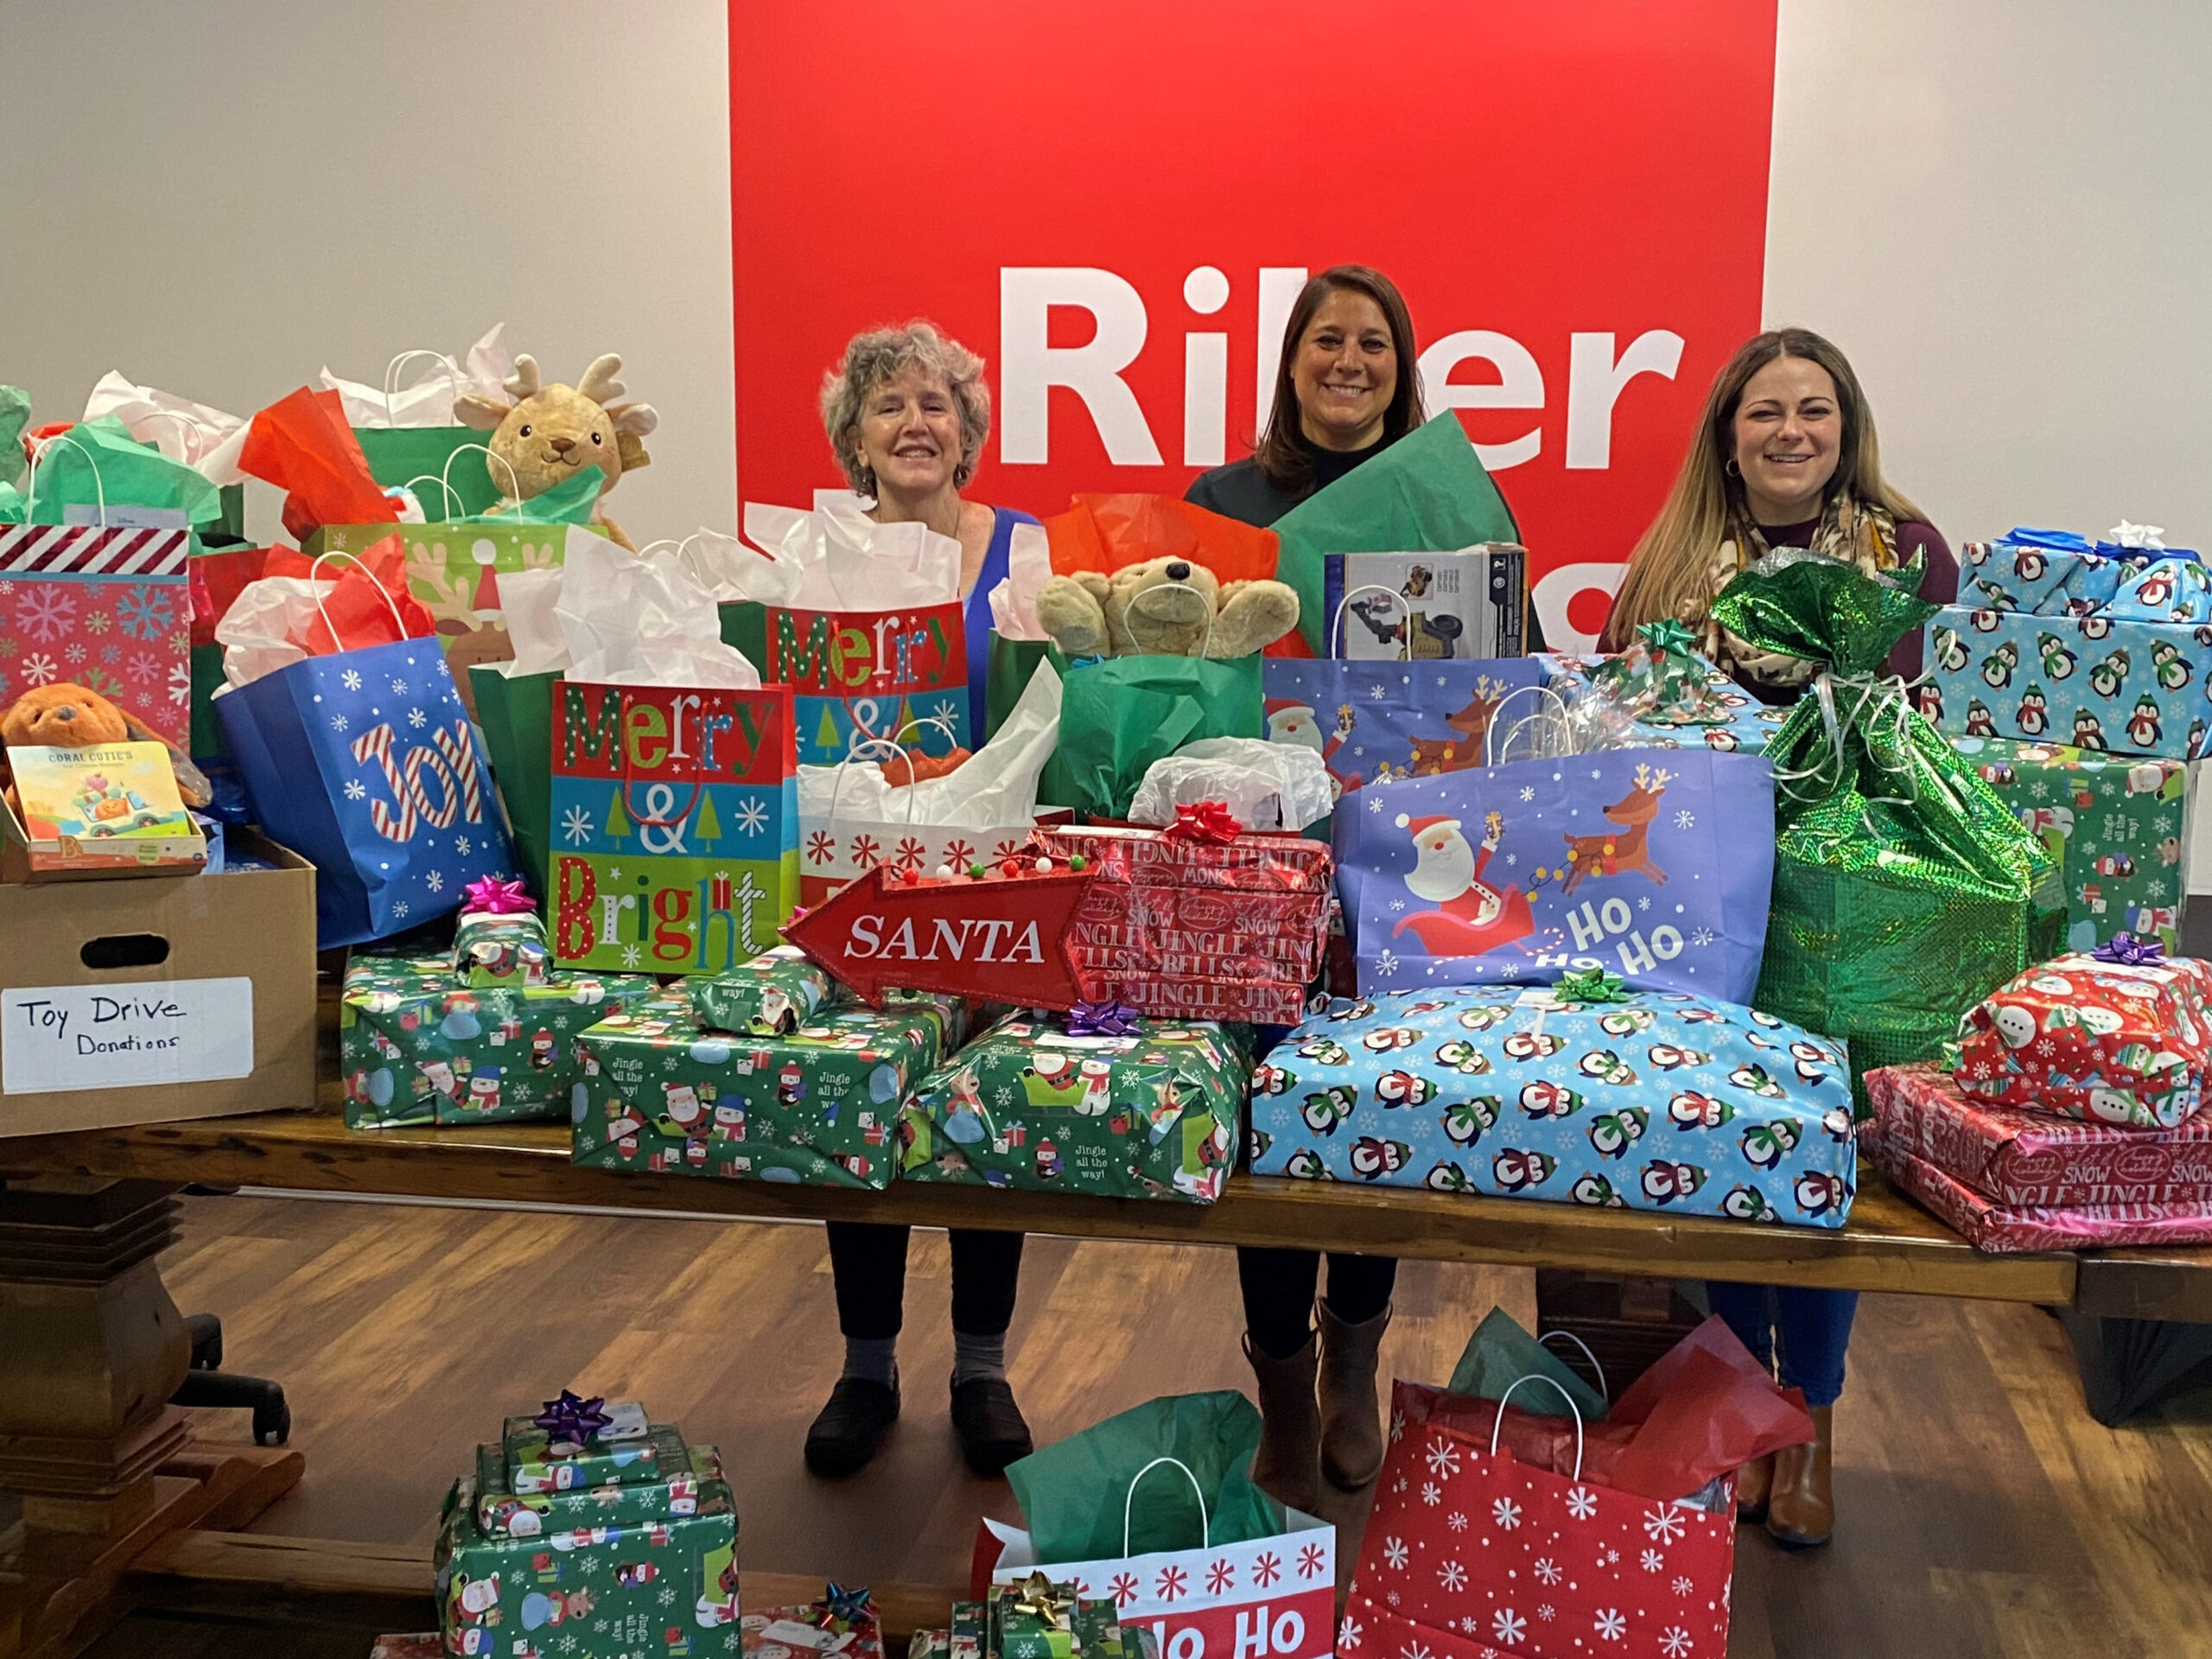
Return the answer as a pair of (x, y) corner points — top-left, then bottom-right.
(1333, 749), (1776, 1005)
(0, 524), (194, 747)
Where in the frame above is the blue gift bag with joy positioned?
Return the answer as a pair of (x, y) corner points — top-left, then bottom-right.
(1334, 748), (1775, 1002)
(217, 637), (517, 946)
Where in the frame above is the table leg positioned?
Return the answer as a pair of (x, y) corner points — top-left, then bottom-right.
(0, 1178), (304, 1659)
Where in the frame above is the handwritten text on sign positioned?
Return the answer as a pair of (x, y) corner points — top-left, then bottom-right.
(2, 977), (256, 1096)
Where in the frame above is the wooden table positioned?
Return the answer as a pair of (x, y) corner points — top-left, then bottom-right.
(3, 1096), (2208, 1657)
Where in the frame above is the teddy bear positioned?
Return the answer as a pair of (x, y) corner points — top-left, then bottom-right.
(1035, 556), (1300, 659)
(1, 683), (212, 818)
(454, 353), (658, 550)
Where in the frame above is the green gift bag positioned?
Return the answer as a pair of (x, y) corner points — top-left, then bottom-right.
(1056, 652), (1262, 819)
(1006, 1392), (1282, 1562)
(355, 426), (505, 518)
(1712, 551), (2064, 1109)
(1272, 411), (1521, 652)
(986, 634), (1077, 807)
(470, 663), (560, 901)
(20, 414), (223, 525)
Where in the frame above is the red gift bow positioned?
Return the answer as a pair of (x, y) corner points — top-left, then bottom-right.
(462, 875), (536, 916)
(1164, 800), (1243, 843)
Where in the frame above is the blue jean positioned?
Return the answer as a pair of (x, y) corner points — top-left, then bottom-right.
(1705, 1282), (1859, 1408)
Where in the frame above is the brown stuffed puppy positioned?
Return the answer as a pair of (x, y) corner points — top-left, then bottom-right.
(0, 683), (212, 817)
(453, 353), (658, 550)
(1035, 556), (1300, 659)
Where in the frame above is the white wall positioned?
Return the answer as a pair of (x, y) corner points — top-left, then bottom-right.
(0, 1), (735, 546)
(1767, 0), (2212, 549)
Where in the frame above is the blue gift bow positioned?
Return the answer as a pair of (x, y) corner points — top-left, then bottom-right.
(2004, 526), (2200, 564)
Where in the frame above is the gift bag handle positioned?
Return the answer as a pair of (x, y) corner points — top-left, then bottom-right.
(401, 474), (460, 520)
(1484, 683), (1573, 766)
(1332, 582), (1409, 661)
(828, 736), (921, 826)
(384, 350), (464, 421)
(1489, 1373), (1585, 1481)
(22, 429), (107, 528)
(1123, 580), (1217, 661)
(442, 442), (524, 513)
(307, 548), (413, 653)
(1122, 1455), (1211, 1554)
(1536, 1330), (1608, 1402)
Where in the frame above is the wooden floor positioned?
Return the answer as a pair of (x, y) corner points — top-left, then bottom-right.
(130, 1191), (2212, 1658)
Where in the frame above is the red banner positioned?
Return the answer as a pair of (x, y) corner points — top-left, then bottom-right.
(731, 2), (1777, 647)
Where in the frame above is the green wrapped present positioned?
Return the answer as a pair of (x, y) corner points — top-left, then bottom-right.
(1712, 552), (2065, 1108)
(474, 1427), (727, 1538)
(1946, 734), (2190, 954)
(688, 944), (835, 1035)
(573, 988), (959, 1186)
(898, 1010), (1247, 1202)
(451, 876), (551, 988)
(994, 1576), (1077, 1659)
(340, 956), (656, 1129)
(953, 1600), (988, 1659)
(503, 1395), (663, 1492)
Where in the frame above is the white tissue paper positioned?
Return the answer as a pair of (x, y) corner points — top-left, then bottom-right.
(672, 527), (773, 605)
(214, 576), (336, 689)
(987, 521), (1054, 639)
(734, 496), (963, 611)
(1128, 737), (1337, 832)
(797, 658), (1062, 829)
(549, 527), (762, 689)
(81, 372), (251, 486)
(499, 565), (572, 677)
(320, 323), (515, 429)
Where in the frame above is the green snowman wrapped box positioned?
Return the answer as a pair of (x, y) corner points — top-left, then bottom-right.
(572, 987), (962, 1186)
(340, 956), (657, 1129)
(687, 944), (836, 1036)
(438, 1393), (740, 1656)
(898, 1008), (1249, 1203)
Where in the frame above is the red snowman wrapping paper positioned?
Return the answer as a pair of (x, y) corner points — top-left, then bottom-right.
(1954, 952), (2212, 1128)
(1027, 824), (1332, 1025)
(1872, 1143), (2212, 1254)
(1866, 1064), (2212, 1207)
(1347, 1388), (1734, 1659)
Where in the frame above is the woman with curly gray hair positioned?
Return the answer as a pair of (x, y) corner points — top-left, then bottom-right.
(809, 320), (1038, 1486)
(819, 321), (1040, 741)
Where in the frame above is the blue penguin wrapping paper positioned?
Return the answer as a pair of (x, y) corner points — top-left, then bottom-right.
(1247, 985), (1859, 1230)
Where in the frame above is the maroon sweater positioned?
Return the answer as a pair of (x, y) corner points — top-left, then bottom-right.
(1758, 517), (1957, 692)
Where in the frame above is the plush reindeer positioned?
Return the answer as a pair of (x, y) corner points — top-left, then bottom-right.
(454, 353), (658, 550)
(1559, 763), (1672, 893)
(1407, 676), (1510, 774)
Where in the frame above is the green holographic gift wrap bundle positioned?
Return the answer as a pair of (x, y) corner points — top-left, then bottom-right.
(1711, 552), (2064, 1109)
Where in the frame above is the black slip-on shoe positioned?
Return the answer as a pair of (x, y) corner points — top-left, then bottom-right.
(804, 1376), (900, 1477)
(950, 1376), (1033, 1478)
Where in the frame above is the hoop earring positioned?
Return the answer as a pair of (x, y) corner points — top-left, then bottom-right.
(1724, 458), (1741, 478)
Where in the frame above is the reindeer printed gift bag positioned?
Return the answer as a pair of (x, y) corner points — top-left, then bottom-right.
(1249, 984), (1857, 1227)
(1335, 750), (1776, 1004)
(1262, 658), (1545, 798)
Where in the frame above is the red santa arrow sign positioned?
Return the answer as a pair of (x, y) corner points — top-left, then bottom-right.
(782, 864), (1097, 1009)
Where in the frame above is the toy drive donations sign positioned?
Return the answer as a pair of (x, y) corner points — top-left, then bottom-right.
(730, 1), (1779, 647)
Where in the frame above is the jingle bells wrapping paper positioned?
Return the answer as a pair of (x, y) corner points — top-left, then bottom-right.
(340, 956), (656, 1129)
(898, 1009), (1248, 1202)
(1865, 1064), (2212, 1208)
(687, 944), (836, 1036)
(1953, 949), (2212, 1128)
(1872, 1142), (2212, 1254)
(1027, 823), (1332, 1027)
(1248, 984), (1858, 1228)
(573, 988), (960, 1187)
(473, 1428), (728, 1539)
(1944, 736), (2191, 954)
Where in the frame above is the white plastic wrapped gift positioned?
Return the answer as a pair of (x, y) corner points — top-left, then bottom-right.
(1128, 737), (1336, 831)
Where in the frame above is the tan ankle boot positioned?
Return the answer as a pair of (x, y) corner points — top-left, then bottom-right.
(1734, 1454), (1773, 1522)
(1766, 1405), (1834, 1548)
(1318, 1301), (1391, 1491)
(1243, 1333), (1322, 1514)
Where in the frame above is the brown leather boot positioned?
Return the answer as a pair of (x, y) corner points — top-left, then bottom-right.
(1318, 1301), (1391, 1491)
(1734, 1455), (1774, 1522)
(1243, 1333), (1322, 1514)
(1765, 1405), (1834, 1548)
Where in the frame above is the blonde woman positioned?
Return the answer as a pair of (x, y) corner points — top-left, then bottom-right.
(1603, 328), (1954, 1550)
(1602, 327), (1955, 694)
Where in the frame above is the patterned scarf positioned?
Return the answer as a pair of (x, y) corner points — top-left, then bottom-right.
(1698, 491), (1899, 687)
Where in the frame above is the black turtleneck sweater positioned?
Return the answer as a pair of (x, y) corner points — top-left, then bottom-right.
(1184, 435), (1389, 530)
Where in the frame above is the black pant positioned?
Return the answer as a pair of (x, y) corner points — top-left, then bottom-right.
(826, 1220), (1025, 1339)
(1238, 1246), (1396, 1359)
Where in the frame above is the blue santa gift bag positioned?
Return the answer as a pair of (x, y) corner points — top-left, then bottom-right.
(1262, 657), (1547, 798)
(1332, 748), (1775, 1002)
(217, 637), (517, 947)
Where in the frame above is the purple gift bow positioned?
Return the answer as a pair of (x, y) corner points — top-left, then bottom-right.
(1065, 999), (1141, 1037)
(2090, 932), (2164, 966)
(532, 1389), (613, 1445)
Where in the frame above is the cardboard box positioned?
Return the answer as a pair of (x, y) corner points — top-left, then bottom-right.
(1, 786), (204, 885)
(0, 830), (318, 1135)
